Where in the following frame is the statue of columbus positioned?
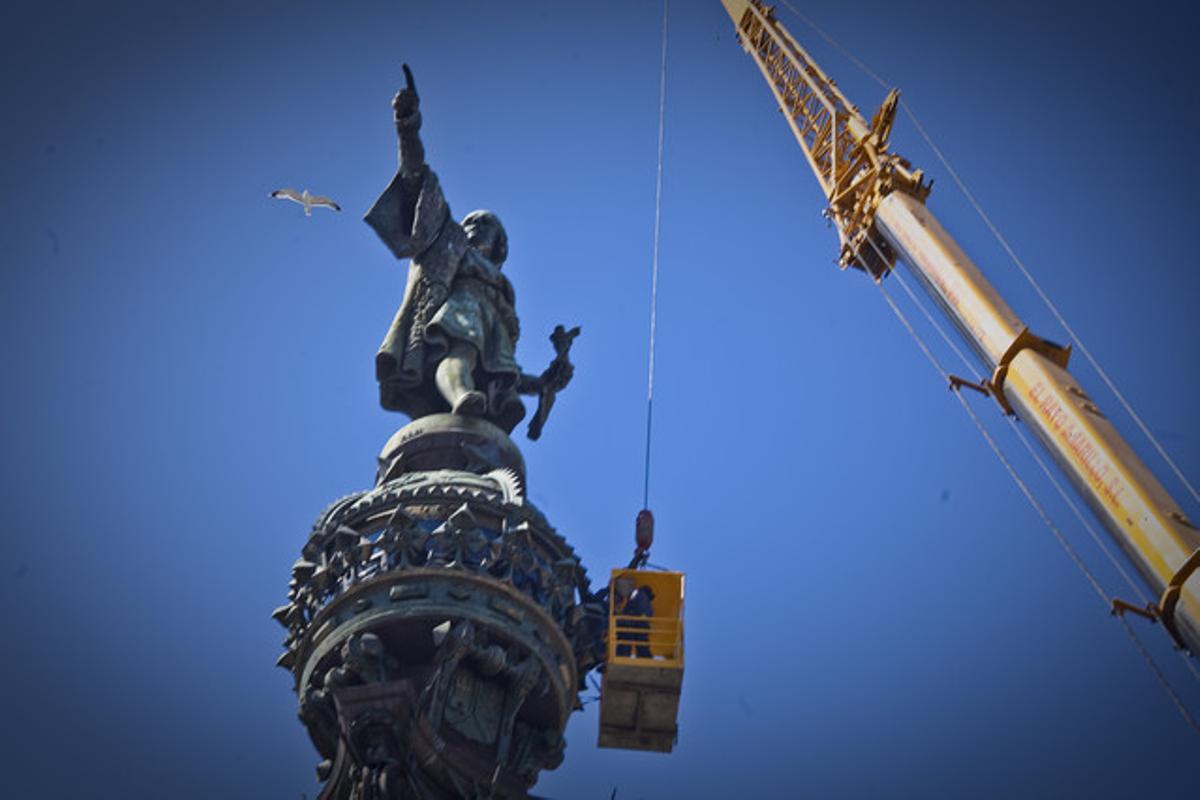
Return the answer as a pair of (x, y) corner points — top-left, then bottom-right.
(365, 65), (575, 438)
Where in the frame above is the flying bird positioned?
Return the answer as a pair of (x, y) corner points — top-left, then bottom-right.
(270, 188), (342, 216)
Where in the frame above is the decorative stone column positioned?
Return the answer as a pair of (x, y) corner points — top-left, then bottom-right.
(275, 415), (604, 799)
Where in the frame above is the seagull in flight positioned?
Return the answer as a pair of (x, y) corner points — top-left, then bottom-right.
(270, 188), (342, 216)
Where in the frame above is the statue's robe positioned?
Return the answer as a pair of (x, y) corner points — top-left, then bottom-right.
(365, 166), (525, 432)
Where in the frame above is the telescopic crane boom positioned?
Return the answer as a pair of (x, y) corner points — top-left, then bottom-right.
(720, 0), (1200, 655)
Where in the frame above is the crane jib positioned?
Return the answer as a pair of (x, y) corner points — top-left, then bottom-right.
(721, 0), (1200, 656)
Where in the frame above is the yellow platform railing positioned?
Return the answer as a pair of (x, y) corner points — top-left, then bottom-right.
(604, 569), (685, 669)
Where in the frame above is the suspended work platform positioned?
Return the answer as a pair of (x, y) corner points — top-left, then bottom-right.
(597, 568), (685, 753)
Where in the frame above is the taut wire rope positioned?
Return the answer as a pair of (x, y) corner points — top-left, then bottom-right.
(778, 0), (1200, 508)
(888, 251), (1200, 686)
(864, 226), (1200, 730)
(888, 268), (1153, 609)
(643, 0), (669, 510)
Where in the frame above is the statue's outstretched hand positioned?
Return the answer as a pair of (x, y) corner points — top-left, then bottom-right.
(525, 326), (579, 441)
(542, 360), (574, 393)
(392, 63), (420, 122)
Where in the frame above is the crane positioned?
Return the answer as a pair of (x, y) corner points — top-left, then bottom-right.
(718, 0), (1200, 657)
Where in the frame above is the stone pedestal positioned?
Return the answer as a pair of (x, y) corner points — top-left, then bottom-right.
(275, 415), (603, 799)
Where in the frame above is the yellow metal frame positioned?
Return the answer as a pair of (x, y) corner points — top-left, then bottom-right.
(605, 569), (685, 669)
(722, 0), (928, 275)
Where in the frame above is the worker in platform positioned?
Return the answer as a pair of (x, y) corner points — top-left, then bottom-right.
(614, 578), (655, 659)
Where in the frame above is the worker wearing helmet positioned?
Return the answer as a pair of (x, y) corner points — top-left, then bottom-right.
(614, 578), (655, 659)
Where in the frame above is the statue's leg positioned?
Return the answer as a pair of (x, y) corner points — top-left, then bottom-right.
(437, 342), (487, 416)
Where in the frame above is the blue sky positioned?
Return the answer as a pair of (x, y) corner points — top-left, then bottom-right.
(2, 1), (1198, 797)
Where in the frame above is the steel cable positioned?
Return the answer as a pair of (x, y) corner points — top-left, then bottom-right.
(889, 268), (1153, 607)
(864, 233), (1200, 729)
(643, 0), (669, 509)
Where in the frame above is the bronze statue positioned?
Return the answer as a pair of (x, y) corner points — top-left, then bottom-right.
(365, 65), (575, 438)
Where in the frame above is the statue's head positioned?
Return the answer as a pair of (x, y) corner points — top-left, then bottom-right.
(462, 210), (508, 266)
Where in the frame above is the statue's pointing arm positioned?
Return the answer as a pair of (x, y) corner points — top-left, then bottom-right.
(395, 64), (425, 186)
(364, 64), (454, 263)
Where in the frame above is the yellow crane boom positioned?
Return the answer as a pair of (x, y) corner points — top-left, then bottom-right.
(720, 0), (1200, 654)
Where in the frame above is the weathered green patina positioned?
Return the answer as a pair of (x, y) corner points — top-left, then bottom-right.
(364, 66), (576, 438)
(277, 68), (598, 799)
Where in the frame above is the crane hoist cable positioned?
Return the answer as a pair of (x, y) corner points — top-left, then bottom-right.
(643, 0), (669, 515)
(777, 0), (1200, 509)
(627, 0), (671, 573)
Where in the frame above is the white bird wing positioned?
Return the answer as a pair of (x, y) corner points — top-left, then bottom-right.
(309, 195), (342, 211)
(271, 188), (304, 204)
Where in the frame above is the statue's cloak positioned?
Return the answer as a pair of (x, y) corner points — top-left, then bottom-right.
(365, 166), (524, 431)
